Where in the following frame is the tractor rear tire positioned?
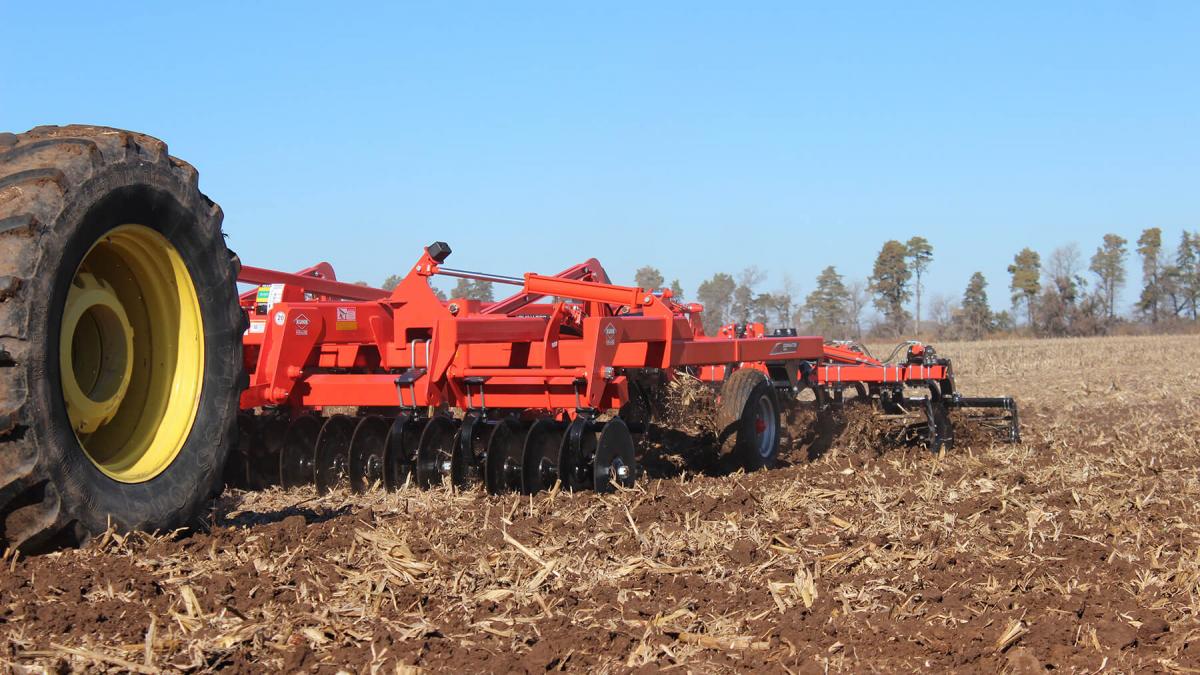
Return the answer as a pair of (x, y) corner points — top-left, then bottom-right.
(0, 125), (246, 552)
(716, 368), (781, 471)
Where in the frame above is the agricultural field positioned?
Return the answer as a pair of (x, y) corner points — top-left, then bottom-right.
(2, 334), (1199, 673)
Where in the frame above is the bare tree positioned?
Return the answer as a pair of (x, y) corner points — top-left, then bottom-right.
(846, 279), (870, 339)
(1046, 243), (1083, 286)
(927, 292), (958, 336)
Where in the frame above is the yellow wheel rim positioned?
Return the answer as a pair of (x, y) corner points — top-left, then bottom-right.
(60, 224), (204, 483)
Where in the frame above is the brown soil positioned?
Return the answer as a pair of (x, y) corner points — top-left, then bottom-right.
(3, 335), (1200, 673)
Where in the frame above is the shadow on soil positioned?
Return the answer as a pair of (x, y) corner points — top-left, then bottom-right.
(213, 493), (354, 528)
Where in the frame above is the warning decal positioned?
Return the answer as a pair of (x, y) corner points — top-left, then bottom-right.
(336, 306), (358, 331)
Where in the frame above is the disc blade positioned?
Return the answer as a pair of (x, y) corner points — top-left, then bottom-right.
(225, 413), (256, 489)
(314, 414), (356, 494)
(280, 416), (322, 488)
(594, 417), (637, 493)
(557, 417), (597, 492)
(415, 416), (459, 488)
(349, 416), (390, 493)
(521, 418), (566, 494)
(383, 412), (423, 491)
(252, 415), (289, 489)
(450, 414), (487, 490)
(485, 418), (525, 495)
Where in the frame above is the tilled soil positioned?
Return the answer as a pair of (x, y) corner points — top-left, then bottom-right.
(3, 335), (1200, 673)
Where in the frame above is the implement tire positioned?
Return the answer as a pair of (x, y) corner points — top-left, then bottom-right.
(0, 125), (246, 553)
(716, 368), (781, 471)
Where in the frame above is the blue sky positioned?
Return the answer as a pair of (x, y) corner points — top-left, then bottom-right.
(2, 2), (1197, 316)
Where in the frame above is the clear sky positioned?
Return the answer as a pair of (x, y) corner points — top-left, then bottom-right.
(2, 2), (1197, 316)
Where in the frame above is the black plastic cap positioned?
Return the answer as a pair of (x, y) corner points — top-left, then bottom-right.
(426, 241), (452, 263)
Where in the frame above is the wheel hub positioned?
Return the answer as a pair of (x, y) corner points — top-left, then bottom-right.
(60, 273), (135, 434)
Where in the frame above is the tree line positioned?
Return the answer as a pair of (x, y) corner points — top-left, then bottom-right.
(1003, 229), (1200, 338)
(375, 227), (1200, 340)
(635, 227), (1200, 340)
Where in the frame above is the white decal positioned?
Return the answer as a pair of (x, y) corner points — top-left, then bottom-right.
(248, 320), (266, 334)
(294, 313), (310, 336)
(267, 283), (285, 309)
(604, 323), (618, 347)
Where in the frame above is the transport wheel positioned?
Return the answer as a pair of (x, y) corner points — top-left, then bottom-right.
(716, 369), (781, 471)
(0, 126), (245, 552)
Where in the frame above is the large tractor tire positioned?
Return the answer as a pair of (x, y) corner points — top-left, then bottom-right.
(0, 125), (245, 552)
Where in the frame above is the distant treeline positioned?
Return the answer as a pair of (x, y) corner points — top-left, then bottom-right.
(633, 228), (1200, 340)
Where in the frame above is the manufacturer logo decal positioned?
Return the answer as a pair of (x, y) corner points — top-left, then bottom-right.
(604, 323), (618, 347)
(294, 313), (310, 336)
(769, 341), (798, 355)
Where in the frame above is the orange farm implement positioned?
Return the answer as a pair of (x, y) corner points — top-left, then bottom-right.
(231, 242), (1019, 495)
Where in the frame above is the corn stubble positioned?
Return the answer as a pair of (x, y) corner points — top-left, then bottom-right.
(3, 334), (1199, 672)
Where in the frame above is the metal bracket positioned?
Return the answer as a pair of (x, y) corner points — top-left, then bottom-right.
(394, 368), (427, 410)
(463, 376), (489, 415)
(572, 376), (599, 417)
